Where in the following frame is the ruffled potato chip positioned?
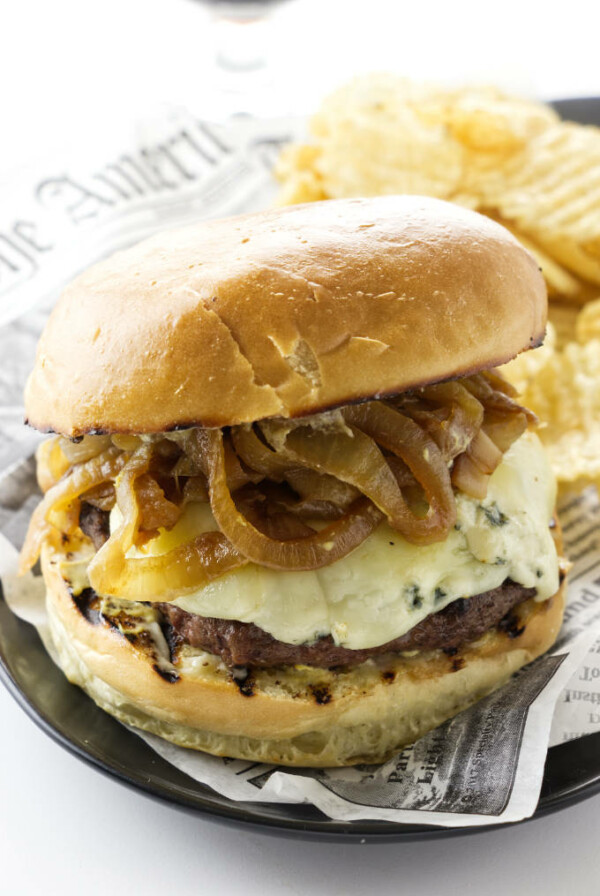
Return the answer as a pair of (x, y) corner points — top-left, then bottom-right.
(276, 77), (600, 303)
(501, 324), (557, 396)
(503, 306), (600, 494)
(305, 77), (465, 201)
(487, 217), (584, 300)
(548, 303), (581, 348)
(507, 339), (600, 491)
(576, 297), (600, 343)
(475, 125), (600, 294)
(275, 144), (327, 206)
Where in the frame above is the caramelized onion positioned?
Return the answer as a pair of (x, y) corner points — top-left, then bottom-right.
(233, 424), (360, 510)
(19, 447), (129, 573)
(35, 438), (71, 493)
(81, 482), (116, 512)
(283, 467), (359, 511)
(235, 491), (318, 539)
(223, 436), (262, 490)
(25, 366), (537, 584)
(451, 453), (490, 500)
(59, 434), (112, 465)
(414, 381), (484, 460)
(483, 368), (519, 397)
(87, 447), (245, 601)
(199, 428), (383, 570)
(171, 454), (201, 478)
(385, 454), (417, 489)
(231, 425), (292, 481)
(466, 429), (503, 475)
(260, 417), (451, 544)
(256, 481), (349, 521)
(181, 476), (209, 505)
(135, 474), (181, 533)
(464, 373), (536, 422)
(260, 418), (406, 515)
(88, 530), (246, 602)
(342, 402), (456, 543)
(483, 410), (528, 453)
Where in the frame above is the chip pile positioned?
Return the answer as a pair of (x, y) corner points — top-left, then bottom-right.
(276, 76), (600, 304)
(503, 304), (600, 494)
(275, 76), (600, 496)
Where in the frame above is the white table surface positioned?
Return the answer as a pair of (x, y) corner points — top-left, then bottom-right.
(2, 1), (600, 892)
(1, 677), (599, 896)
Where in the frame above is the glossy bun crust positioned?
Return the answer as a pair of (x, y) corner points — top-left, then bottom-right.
(25, 196), (546, 437)
(43, 545), (565, 767)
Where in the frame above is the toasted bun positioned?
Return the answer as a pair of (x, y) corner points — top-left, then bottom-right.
(25, 196), (546, 437)
(42, 544), (565, 767)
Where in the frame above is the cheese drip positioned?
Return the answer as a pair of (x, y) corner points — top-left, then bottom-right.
(109, 432), (558, 651)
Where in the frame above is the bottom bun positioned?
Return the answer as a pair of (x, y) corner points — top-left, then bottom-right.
(43, 545), (566, 767)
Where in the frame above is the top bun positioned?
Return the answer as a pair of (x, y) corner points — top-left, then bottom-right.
(25, 196), (546, 436)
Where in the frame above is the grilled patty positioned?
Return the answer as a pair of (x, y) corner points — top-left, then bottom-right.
(158, 582), (534, 669)
(79, 502), (110, 551)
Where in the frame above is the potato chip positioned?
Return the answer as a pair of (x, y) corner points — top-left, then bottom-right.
(503, 305), (600, 493)
(436, 88), (559, 200)
(489, 218), (584, 300)
(417, 84), (557, 154)
(279, 77), (560, 206)
(532, 233), (600, 287)
(475, 125), (600, 284)
(576, 297), (600, 343)
(276, 77), (600, 303)
(501, 324), (556, 396)
(547, 303), (581, 348)
(305, 76), (465, 200)
(275, 145), (327, 206)
(513, 339), (600, 489)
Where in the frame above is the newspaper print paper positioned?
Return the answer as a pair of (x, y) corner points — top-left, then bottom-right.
(1, 107), (600, 826)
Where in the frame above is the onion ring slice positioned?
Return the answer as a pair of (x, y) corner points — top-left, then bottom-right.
(233, 424), (359, 509)
(19, 446), (130, 574)
(231, 425), (292, 481)
(416, 381), (484, 460)
(36, 438), (71, 493)
(342, 402), (456, 543)
(200, 428), (383, 570)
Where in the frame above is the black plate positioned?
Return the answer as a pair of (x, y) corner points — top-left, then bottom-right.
(1, 97), (600, 842)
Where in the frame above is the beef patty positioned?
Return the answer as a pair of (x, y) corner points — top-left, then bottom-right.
(79, 502), (536, 669)
(158, 581), (534, 669)
(79, 502), (110, 551)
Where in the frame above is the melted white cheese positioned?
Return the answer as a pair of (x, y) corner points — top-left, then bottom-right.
(118, 431), (558, 650)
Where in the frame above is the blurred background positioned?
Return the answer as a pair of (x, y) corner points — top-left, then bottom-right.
(3, 0), (598, 165)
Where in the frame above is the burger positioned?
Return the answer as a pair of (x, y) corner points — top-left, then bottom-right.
(19, 196), (566, 767)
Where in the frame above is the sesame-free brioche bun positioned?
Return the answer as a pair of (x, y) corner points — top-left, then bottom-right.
(25, 196), (546, 437)
(43, 543), (565, 768)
